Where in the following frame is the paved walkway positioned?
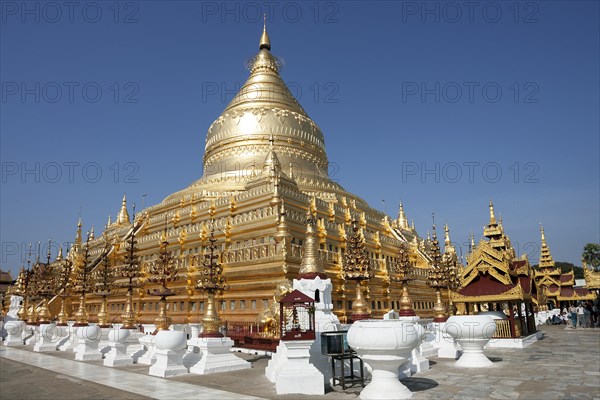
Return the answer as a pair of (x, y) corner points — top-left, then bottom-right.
(1, 325), (599, 399)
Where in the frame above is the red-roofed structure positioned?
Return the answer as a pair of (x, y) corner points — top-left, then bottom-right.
(453, 202), (537, 338)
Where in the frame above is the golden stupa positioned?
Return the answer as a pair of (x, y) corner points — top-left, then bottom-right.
(39, 23), (439, 325)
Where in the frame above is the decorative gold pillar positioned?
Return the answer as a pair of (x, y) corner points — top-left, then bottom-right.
(399, 282), (416, 317)
(37, 298), (52, 324)
(200, 292), (223, 337)
(97, 296), (110, 328)
(351, 281), (371, 321)
(154, 296), (172, 332)
(56, 296), (69, 326)
(121, 290), (137, 329)
(433, 289), (448, 322)
(73, 294), (89, 327)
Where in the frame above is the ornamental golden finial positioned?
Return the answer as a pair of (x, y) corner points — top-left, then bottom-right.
(298, 209), (326, 279)
(117, 194), (131, 225)
(489, 200), (496, 224)
(259, 14), (271, 50)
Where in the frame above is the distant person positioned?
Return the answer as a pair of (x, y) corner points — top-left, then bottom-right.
(569, 305), (577, 328)
(592, 303), (598, 327)
(576, 303), (586, 328)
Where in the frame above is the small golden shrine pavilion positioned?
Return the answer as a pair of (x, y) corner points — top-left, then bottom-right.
(453, 201), (537, 338)
(534, 227), (596, 309)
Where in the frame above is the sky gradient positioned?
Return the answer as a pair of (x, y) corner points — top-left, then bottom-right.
(1, 0), (599, 277)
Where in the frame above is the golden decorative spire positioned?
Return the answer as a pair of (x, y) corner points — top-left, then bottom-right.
(116, 194), (130, 225)
(106, 215), (112, 228)
(489, 200), (496, 225)
(89, 226), (95, 240)
(56, 246), (63, 262)
(259, 14), (271, 50)
(298, 210), (326, 279)
(470, 233), (475, 251)
(263, 134), (281, 179)
(444, 224), (449, 246)
(539, 224), (555, 269)
(75, 217), (83, 247)
(398, 201), (408, 229)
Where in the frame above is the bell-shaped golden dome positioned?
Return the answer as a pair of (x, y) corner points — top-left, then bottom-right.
(198, 24), (333, 191)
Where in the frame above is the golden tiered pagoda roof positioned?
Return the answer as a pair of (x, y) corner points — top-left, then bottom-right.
(533, 227), (596, 304)
(454, 201), (535, 303)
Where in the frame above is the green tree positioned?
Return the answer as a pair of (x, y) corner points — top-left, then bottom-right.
(582, 243), (600, 271)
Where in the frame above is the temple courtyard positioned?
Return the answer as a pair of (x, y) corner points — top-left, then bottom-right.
(1, 324), (598, 400)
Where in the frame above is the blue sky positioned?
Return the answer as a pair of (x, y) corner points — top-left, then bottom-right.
(1, 1), (598, 276)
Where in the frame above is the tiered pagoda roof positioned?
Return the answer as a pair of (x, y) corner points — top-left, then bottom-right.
(453, 201), (536, 304)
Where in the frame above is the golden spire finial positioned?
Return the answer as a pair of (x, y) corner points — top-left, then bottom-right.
(470, 233), (475, 249)
(489, 200), (496, 224)
(117, 194), (131, 225)
(75, 217), (83, 246)
(444, 224), (451, 247)
(540, 224), (546, 242)
(106, 214), (112, 228)
(259, 14), (271, 50)
(398, 201), (408, 229)
(56, 246), (63, 261)
(89, 226), (95, 240)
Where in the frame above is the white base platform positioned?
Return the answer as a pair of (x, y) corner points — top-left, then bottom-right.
(74, 341), (103, 361)
(432, 322), (460, 359)
(486, 331), (542, 349)
(104, 342), (133, 366)
(149, 348), (188, 378)
(136, 335), (157, 365)
(266, 340), (325, 396)
(189, 337), (250, 375)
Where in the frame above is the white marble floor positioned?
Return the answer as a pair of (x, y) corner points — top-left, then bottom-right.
(0, 347), (265, 400)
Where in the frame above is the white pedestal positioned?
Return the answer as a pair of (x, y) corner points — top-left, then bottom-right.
(3, 320), (25, 346)
(446, 315), (497, 368)
(183, 338), (203, 369)
(23, 325), (36, 345)
(74, 326), (103, 361)
(33, 324), (58, 352)
(293, 277), (341, 384)
(104, 328), (133, 367)
(432, 322), (460, 359)
(189, 336), (250, 375)
(137, 335), (157, 365)
(124, 330), (145, 355)
(57, 322), (75, 351)
(74, 340), (103, 361)
(104, 342), (133, 366)
(265, 341), (288, 382)
(149, 348), (188, 377)
(272, 340), (325, 395)
(148, 331), (189, 378)
(98, 327), (112, 355)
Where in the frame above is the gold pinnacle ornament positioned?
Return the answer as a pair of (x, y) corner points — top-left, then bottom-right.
(426, 220), (449, 322)
(117, 206), (142, 330)
(14, 266), (30, 322)
(146, 228), (179, 331)
(390, 241), (416, 317)
(72, 233), (94, 327)
(53, 246), (72, 326)
(194, 224), (228, 337)
(92, 235), (117, 328)
(343, 220), (372, 322)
